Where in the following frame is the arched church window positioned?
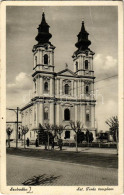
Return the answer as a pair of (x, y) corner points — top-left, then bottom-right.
(44, 107), (48, 120)
(86, 109), (90, 122)
(76, 61), (78, 72)
(44, 54), (48, 65)
(65, 84), (69, 95)
(44, 82), (48, 92)
(64, 108), (70, 121)
(85, 60), (88, 69)
(86, 85), (89, 94)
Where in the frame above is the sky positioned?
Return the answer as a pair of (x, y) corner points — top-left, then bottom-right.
(6, 6), (118, 131)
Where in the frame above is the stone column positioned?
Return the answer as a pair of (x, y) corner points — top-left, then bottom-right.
(81, 56), (83, 70)
(57, 79), (60, 97)
(56, 103), (60, 125)
(79, 56), (82, 70)
(91, 105), (95, 128)
(75, 104), (78, 123)
(38, 49), (40, 65)
(71, 80), (74, 96)
(39, 101), (44, 125)
(40, 77), (43, 96)
(52, 51), (54, 66)
(38, 76), (40, 96)
(36, 103), (39, 127)
(78, 80), (80, 98)
(50, 101), (54, 125)
(32, 106), (34, 127)
(48, 51), (50, 65)
(74, 80), (77, 98)
(39, 50), (42, 65)
(60, 79), (62, 95)
(36, 77), (38, 96)
(80, 105), (83, 123)
(42, 50), (43, 64)
(80, 80), (82, 96)
(82, 82), (84, 98)
(82, 104), (86, 125)
(50, 78), (53, 97)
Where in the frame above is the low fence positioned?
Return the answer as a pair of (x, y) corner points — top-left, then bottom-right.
(9, 139), (117, 149)
(63, 142), (117, 148)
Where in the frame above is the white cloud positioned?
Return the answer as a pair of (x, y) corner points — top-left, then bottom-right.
(96, 97), (118, 132)
(7, 72), (32, 92)
(94, 54), (118, 79)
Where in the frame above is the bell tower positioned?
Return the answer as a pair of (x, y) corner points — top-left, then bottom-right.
(72, 20), (95, 76)
(32, 12), (55, 72)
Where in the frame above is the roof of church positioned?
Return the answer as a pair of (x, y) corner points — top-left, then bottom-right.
(35, 12), (52, 47)
(73, 20), (92, 57)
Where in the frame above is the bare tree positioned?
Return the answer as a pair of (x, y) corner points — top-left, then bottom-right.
(105, 116), (119, 154)
(6, 127), (13, 148)
(21, 126), (29, 149)
(44, 123), (51, 150)
(58, 125), (64, 139)
(70, 121), (83, 152)
(53, 124), (64, 139)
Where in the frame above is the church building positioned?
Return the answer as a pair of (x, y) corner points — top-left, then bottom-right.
(21, 12), (96, 141)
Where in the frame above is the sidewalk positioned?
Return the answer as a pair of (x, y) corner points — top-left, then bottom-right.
(9, 142), (117, 154)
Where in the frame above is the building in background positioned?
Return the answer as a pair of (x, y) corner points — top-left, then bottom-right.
(21, 12), (96, 141)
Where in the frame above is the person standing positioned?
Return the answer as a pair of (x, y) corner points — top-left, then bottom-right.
(35, 138), (39, 147)
(26, 138), (29, 147)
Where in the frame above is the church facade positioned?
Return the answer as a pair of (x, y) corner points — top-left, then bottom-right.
(21, 12), (96, 141)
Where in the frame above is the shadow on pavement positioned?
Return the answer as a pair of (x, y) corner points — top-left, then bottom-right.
(22, 174), (61, 185)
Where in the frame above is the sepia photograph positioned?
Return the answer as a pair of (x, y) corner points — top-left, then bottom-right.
(0, 1), (123, 194)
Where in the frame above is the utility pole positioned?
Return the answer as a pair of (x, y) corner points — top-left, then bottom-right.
(16, 107), (19, 148)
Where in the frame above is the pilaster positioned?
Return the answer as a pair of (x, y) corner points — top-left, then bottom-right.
(74, 80), (77, 97)
(60, 79), (62, 95)
(50, 77), (54, 96)
(75, 104), (78, 123)
(91, 105), (95, 128)
(57, 79), (60, 97)
(39, 101), (44, 125)
(56, 103), (60, 125)
(82, 104), (86, 124)
(49, 100), (54, 125)
(40, 76), (43, 96)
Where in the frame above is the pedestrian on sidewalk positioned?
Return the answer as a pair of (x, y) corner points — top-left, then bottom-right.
(26, 138), (30, 147)
(35, 138), (39, 147)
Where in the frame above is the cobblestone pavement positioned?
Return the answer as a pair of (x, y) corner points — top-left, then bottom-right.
(7, 154), (118, 186)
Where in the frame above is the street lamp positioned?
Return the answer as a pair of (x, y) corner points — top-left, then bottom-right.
(6, 107), (19, 148)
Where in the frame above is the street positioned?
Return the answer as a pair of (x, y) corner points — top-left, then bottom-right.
(7, 150), (118, 186)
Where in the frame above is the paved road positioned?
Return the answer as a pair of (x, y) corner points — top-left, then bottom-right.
(7, 154), (118, 186)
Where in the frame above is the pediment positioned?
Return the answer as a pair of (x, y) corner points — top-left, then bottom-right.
(57, 68), (75, 77)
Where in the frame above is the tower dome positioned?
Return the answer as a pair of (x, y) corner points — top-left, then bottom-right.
(35, 12), (52, 47)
